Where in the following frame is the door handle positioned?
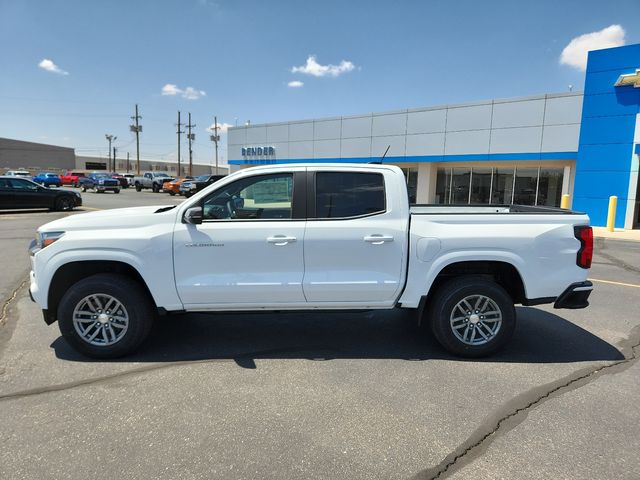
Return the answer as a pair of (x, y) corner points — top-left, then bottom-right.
(267, 235), (297, 246)
(364, 234), (394, 245)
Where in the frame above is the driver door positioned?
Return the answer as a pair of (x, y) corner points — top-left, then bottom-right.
(173, 170), (307, 308)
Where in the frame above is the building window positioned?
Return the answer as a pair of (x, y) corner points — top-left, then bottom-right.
(435, 166), (565, 206)
(400, 167), (418, 204)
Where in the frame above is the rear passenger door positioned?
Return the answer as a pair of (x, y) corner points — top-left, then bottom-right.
(302, 168), (408, 305)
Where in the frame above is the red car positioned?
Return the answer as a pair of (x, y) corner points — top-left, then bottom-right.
(60, 171), (86, 187)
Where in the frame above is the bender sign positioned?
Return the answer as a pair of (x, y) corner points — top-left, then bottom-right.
(242, 146), (275, 156)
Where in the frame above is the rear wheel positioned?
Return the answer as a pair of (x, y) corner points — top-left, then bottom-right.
(135, 183), (142, 192)
(152, 183), (159, 193)
(427, 276), (515, 358)
(114, 188), (120, 194)
(81, 185), (87, 192)
(57, 273), (155, 358)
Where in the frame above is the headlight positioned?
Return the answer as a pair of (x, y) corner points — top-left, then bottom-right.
(36, 231), (65, 248)
(98, 179), (105, 184)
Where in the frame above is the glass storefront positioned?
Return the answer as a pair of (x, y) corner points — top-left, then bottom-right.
(435, 166), (565, 206)
(400, 167), (418, 204)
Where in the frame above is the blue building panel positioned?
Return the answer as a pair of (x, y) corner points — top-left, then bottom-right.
(573, 43), (640, 228)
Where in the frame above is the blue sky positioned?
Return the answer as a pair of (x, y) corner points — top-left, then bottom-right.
(1, 0), (638, 166)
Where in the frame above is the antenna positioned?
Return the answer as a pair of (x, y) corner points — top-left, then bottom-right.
(369, 145), (390, 164)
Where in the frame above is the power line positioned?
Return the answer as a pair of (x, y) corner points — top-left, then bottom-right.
(130, 104), (142, 175)
(176, 111), (184, 176)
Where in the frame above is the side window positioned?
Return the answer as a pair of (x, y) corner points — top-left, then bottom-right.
(202, 173), (293, 221)
(0, 179), (10, 188)
(315, 172), (385, 218)
(9, 179), (38, 190)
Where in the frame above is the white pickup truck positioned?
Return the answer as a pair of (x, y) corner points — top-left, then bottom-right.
(29, 164), (594, 359)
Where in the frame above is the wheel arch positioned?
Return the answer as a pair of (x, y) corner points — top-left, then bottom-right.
(422, 260), (526, 314)
(47, 260), (156, 324)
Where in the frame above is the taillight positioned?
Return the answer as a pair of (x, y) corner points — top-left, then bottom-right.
(574, 226), (593, 269)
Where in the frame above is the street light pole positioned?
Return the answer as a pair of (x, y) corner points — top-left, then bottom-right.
(105, 134), (117, 171)
(210, 116), (220, 175)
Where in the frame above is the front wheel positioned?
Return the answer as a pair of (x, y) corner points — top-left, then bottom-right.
(427, 277), (515, 358)
(57, 273), (155, 358)
(135, 183), (142, 192)
(81, 186), (87, 192)
(55, 196), (73, 211)
(114, 188), (120, 194)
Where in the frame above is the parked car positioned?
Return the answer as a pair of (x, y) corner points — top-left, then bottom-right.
(122, 173), (135, 186)
(0, 176), (81, 211)
(32, 172), (62, 187)
(5, 170), (31, 177)
(109, 173), (129, 188)
(79, 172), (120, 193)
(29, 164), (593, 359)
(132, 172), (174, 192)
(59, 171), (86, 187)
(179, 174), (225, 197)
(162, 176), (193, 196)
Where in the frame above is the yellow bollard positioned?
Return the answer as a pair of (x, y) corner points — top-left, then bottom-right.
(560, 194), (570, 209)
(606, 196), (618, 232)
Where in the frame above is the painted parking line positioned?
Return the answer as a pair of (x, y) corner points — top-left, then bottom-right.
(590, 278), (640, 289)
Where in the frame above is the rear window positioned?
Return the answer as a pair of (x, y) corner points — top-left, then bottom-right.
(315, 172), (385, 218)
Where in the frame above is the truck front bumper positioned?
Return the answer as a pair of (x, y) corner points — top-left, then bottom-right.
(554, 281), (593, 309)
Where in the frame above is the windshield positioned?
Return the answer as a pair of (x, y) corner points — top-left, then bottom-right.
(92, 173), (110, 178)
(194, 175), (209, 181)
(154, 173), (170, 178)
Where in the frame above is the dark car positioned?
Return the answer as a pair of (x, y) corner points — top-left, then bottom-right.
(79, 172), (121, 193)
(0, 176), (82, 211)
(32, 172), (62, 187)
(179, 174), (226, 198)
(109, 173), (129, 188)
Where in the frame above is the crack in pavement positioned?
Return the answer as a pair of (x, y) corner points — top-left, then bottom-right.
(0, 279), (28, 328)
(411, 325), (640, 480)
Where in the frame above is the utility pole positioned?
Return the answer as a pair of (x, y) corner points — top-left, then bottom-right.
(126, 152), (130, 173)
(113, 147), (117, 172)
(105, 134), (116, 171)
(186, 112), (195, 177)
(130, 104), (142, 175)
(176, 111), (183, 176)
(210, 116), (220, 175)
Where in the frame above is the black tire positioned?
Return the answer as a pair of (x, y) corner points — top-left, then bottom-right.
(169, 191), (175, 196)
(184, 192), (192, 198)
(74, 182), (80, 188)
(81, 185), (87, 192)
(114, 188), (120, 194)
(55, 196), (73, 211)
(152, 183), (159, 193)
(57, 273), (155, 359)
(135, 183), (142, 192)
(427, 276), (516, 358)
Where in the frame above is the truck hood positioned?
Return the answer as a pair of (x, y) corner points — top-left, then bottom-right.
(38, 205), (177, 233)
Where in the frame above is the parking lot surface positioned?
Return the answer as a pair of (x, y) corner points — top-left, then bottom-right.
(1, 187), (639, 479)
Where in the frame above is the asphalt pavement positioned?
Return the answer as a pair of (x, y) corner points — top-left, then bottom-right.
(0, 187), (639, 479)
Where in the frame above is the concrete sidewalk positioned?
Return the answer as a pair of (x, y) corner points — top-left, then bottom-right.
(593, 227), (640, 243)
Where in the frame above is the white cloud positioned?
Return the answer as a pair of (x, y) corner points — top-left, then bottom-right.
(560, 25), (626, 71)
(207, 121), (233, 134)
(38, 58), (68, 75)
(161, 83), (207, 100)
(291, 55), (355, 77)
(287, 80), (304, 88)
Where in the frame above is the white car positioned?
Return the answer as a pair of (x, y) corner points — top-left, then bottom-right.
(5, 170), (31, 177)
(29, 164), (593, 358)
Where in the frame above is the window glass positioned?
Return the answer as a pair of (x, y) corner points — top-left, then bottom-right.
(537, 168), (564, 206)
(202, 173), (293, 220)
(435, 168), (452, 204)
(401, 167), (418, 204)
(0, 179), (10, 188)
(513, 168), (538, 205)
(315, 172), (385, 218)
(9, 179), (38, 190)
(492, 168), (515, 204)
(451, 168), (471, 204)
(470, 167), (492, 204)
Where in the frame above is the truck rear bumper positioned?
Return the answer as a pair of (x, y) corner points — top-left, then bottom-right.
(553, 281), (593, 309)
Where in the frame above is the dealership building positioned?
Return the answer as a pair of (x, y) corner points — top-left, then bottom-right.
(228, 43), (640, 229)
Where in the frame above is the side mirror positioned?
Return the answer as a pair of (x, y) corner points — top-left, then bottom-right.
(184, 206), (203, 225)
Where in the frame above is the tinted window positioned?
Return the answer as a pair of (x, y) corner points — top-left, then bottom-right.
(202, 173), (293, 220)
(9, 179), (38, 190)
(315, 172), (385, 218)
